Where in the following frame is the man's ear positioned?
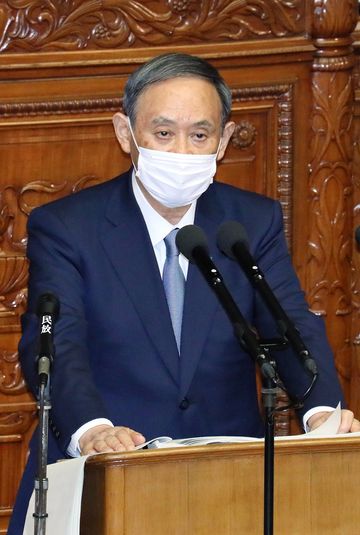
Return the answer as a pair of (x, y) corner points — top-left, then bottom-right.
(113, 112), (132, 154)
(217, 121), (236, 161)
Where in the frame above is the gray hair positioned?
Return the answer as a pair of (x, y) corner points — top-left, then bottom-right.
(123, 53), (232, 129)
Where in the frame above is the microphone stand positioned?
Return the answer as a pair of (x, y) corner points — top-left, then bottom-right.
(250, 332), (316, 533)
(33, 377), (51, 535)
(32, 292), (59, 534)
(258, 338), (309, 535)
(260, 353), (279, 535)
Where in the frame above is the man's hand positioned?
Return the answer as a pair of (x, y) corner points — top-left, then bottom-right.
(308, 409), (360, 433)
(79, 424), (145, 455)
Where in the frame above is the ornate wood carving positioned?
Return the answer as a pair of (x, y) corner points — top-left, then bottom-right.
(0, 0), (305, 53)
(0, 181), (59, 326)
(0, 350), (27, 394)
(0, 176), (102, 328)
(276, 86), (293, 245)
(307, 0), (358, 397)
(231, 120), (257, 149)
(0, 410), (36, 434)
(312, 0), (357, 39)
(0, 98), (122, 118)
(351, 35), (360, 412)
(232, 84), (294, 247)
(0, 257), (28, 321)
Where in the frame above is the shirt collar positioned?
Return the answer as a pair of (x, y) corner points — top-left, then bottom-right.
(131, 173), (196, 246)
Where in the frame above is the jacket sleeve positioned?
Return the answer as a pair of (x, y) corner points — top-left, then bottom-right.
(251, 200), (345, 417)
(19, 205), (110, 453)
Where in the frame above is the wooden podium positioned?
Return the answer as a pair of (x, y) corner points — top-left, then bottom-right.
(80, 437), (360, 535)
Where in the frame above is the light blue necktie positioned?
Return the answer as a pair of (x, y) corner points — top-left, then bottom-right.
(163, 229), (185, 353)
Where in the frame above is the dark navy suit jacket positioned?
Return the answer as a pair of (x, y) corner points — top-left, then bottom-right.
(9, 170), (344, 533)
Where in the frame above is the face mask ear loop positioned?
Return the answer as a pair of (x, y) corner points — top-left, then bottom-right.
(215, 135), (223, 159)
(127, 118), (141, 174)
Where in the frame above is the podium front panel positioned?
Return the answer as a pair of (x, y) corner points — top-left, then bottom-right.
(80, 437), (360, 535)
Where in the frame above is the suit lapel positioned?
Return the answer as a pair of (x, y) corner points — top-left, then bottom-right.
(100, 173), (180, 383)
(179, 185), (225, 398)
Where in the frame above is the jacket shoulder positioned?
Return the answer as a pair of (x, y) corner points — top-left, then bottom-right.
(213, 181), (277, 209)
(30, 170), (131, 217)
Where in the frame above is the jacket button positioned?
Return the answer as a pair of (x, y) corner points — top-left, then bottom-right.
(179, 397), (190, 410)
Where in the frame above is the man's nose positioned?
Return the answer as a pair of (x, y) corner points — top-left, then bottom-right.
(172, 135), (192, 154)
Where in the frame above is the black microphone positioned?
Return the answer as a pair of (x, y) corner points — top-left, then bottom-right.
(355, 226), (360, 245)
(176, 225), (276, 380)
(217, 221), (318, 376)
(36, 293), (60, 386)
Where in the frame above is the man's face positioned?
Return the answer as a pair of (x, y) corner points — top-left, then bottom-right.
(113, 76), (235, 165)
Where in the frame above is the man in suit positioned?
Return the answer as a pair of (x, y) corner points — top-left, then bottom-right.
(8, 52), (359, 533)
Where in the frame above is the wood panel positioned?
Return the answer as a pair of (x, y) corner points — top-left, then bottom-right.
(0, 0), (359, 532)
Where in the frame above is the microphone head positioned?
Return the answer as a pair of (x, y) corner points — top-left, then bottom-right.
(355, 226), (360, 246)
(217, 221), (249, 259)
(176, 225), (209, 263)
(36, 292), (60, 320)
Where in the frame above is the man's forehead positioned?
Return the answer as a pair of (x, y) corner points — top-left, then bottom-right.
(136, 76), (220, 102)
(134, 80), (221, 120)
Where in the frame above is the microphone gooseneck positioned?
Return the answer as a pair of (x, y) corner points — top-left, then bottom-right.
(355, 226), (360, 246)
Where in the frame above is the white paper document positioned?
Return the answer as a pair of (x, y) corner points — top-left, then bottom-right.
(276, 402), (360, 441)
(23, 455), (88, 535)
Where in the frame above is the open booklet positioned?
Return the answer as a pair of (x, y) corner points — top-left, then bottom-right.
(138, 435), (261, 449)
(136, 402), (360, 449)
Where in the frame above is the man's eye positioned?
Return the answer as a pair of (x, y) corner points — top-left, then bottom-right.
(193, 133), (206, 140)
(156, 131), (169, 137)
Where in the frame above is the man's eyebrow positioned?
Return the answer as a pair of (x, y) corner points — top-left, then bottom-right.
(192, 120), (214, 129)
(150, 117), (215, 129)
(151, 117), (176, 126)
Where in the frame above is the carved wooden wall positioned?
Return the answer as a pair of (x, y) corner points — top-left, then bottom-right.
(0, 1), (359, 532)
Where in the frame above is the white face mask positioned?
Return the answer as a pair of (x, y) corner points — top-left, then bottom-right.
(128, 120), (220, 208)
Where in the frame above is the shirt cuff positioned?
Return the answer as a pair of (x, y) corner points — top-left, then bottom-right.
(66, 418), (114, 457)
(303, 406), (336, 432)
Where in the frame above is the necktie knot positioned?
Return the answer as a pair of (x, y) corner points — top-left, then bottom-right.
(164, 229), (180, 258)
